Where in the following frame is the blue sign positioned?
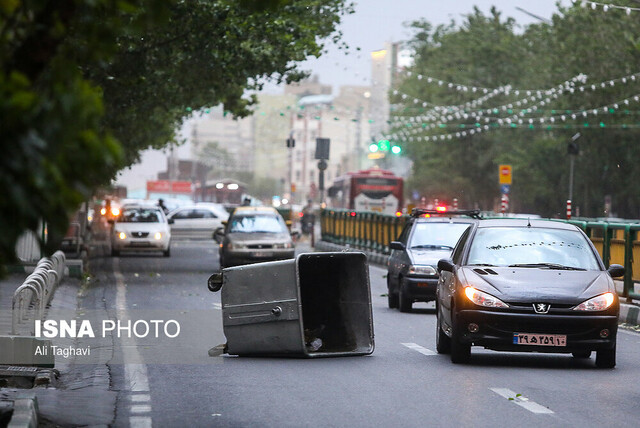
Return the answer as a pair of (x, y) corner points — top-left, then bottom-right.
(501, 184), (511, 194)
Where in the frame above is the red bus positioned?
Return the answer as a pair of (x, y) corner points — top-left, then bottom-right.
(327, 167), (404, 216)
(195, 179), (248, 206)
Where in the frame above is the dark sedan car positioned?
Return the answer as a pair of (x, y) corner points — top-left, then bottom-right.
(215, 206), (295, 268)
(436, 218), (624, 367)
(387, 209), (479, 312)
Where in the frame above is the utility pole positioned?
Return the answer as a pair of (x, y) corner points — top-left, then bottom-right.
(568, 132), (581, 202)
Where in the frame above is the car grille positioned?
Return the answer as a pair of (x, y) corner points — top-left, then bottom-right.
(131, 232), (149, 238)
(487, 317), (600, 335)
(247, 244), (273, 249)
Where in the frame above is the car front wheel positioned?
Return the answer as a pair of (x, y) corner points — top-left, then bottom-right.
(398, 280), (412, 313)
(595, 344), (616, 368)
(436, 303), (451, 354)
(450, 312), (470, 364)
(387, 278), (399, 308)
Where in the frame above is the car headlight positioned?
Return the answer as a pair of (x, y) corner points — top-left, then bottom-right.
(274, 242), (293, 249)
(573, 292), (615, 311)
(408, 265), (437, 275)
(117, 232), (126, 240)
(228, 242), (246, 250)
(464, 287), (509, 308)
(154, 232), (162, 240)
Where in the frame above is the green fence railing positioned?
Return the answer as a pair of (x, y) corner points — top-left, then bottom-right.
(320, 209), (640, 302)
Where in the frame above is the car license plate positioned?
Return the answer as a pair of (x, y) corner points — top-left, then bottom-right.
(513, 333), (566, 347)
(251, 251), (273, 258)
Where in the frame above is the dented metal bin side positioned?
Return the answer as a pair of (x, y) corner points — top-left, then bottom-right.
(219, 252), (374, 357)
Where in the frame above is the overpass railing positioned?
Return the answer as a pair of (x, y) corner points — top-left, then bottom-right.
(320, 209), (640, 302)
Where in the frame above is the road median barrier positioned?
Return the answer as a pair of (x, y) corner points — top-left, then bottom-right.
(208, 252), (374, 357)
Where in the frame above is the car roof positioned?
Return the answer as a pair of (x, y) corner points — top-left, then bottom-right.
(121, 203), (162, 210)
(232, 206), (279, 215)
(475, 218), (579, 230)
(415, 217), (478, 224)
(169, 204), (227, 211)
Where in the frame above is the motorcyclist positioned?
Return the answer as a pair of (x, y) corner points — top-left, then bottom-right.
(301, 199), (315, 235)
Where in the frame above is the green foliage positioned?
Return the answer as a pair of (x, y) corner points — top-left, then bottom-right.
(394, 4), (640, 217)
(0, 0), (351, 270)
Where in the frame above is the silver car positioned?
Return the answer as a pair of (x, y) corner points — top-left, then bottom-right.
(167, 203), (229, 240)
(215, 206), (295, 268)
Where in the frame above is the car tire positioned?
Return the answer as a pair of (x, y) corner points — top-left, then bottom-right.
(163, 247), (171, 257)
(450, 312), (470, 364)
(436, 303), (451, 354)
(111, 249), (120, 257)
(595, 344), (616, 368)
(572, 351), (591, 359)
(398, 281), (412, 313)
(387, 278), (399, 309)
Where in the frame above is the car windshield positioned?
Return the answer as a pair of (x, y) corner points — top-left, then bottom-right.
(119, 208), (163, 223)
(410, 223), (471, 250)
(467, 226), (600, 270)
(229, 214), (287, 233)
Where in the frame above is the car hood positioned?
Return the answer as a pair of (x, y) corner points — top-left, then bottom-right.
(462, 267), (613, 304)
(408, 249), (452, 266)
(227, 232), (291, 244)
(114, 223), (169, 233)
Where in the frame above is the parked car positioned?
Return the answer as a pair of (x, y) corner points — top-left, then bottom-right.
(387, 209), (480, 312)
(166, 203), (229, 240)
(110, 204), (172, 257)
(215, 206), (295, 268)
(436, 218), (624, 367)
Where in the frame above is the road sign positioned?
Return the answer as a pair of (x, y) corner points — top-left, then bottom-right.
(499, 164), (512, 185)
(315, 138), (330, 160)
(501, 184), (511, 194)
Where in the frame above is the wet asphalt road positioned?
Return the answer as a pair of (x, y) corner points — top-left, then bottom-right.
(84, 239), (640, 427)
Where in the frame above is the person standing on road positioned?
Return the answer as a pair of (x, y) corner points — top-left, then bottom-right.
(158, 198), (169, 214)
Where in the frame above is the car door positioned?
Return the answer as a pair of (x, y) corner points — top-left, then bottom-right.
(191, 208), (223, 238)
(168, 208), (195, 239)
(438, 226), (472, 329)
(388, 221), (412, 289)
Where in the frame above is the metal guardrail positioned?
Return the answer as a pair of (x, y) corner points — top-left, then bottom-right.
(321, 209), (640, 302)
(12, 251), (66, 335)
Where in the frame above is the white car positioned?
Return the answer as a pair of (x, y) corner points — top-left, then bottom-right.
(110, 205), (172, 257)
(166, 203), (229, 240)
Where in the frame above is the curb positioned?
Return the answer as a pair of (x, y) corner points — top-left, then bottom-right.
(6, 392), (38, 428)
(620, 304), (640, 325)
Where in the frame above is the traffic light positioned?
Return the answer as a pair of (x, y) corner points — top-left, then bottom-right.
(368, 139), (402, 154)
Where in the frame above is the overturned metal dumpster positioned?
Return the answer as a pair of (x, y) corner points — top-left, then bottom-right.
(208, 252), (374, 357)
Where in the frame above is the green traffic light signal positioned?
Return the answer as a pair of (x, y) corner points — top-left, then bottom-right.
(369, 143), (379, 152)
(391, 145), (402, 155)
(378, 139), (391, 151)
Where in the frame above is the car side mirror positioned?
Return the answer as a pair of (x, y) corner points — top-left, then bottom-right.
(168, 218), (174, 224)
(208, 272), (223, 292)
(390, 241), (405, 251)
(213, 227), (225, 243)
(437, 258), (455, 273)
(607, 264), (625, 278)
(221, 220), (228, 226)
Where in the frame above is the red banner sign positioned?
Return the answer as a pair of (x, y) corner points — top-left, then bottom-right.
(147, 180), (192, 194)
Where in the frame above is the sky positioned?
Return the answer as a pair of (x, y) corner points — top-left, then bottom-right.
(116, 0), (570, 194)
(288, 0), (570, 92)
